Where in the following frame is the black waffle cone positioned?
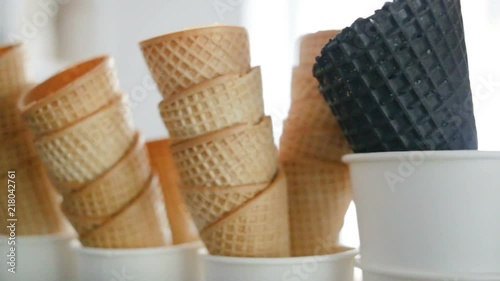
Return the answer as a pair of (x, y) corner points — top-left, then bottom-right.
(314, 0), (477, 153)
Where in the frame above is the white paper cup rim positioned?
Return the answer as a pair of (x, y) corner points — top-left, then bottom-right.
(202, 247), (358, 265)
(343, 150), (500, 163)
(357, 256), (500, 281)
(74, 241), (203, 256)
(0, 232), (75, 243)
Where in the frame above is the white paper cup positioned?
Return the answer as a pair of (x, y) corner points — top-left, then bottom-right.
(74, 241), (204, 281)
(344, 151), (500, 274)
(202, 247), (358, 281)
(0, 233), (78, 281)
(357, 258), (500, 281)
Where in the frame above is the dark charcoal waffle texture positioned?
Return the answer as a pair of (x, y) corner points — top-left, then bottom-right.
(313, 0), (477, 153)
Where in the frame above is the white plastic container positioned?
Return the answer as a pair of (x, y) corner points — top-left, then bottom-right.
(74, 241), (204, 281)
(358, 260), (500, 281)
(344, 151), (500, 274)
(0, 233), (78, 281)
(202, 247), (358, 281)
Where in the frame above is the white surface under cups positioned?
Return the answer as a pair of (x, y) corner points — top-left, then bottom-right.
(344, 151), (500, 274)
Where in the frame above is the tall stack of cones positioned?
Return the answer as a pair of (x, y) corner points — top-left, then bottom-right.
(0, 43), (68, 236)
(280, 31), (353, 257)
(141, 25), (290, 257)
(18, 56), (172, 248)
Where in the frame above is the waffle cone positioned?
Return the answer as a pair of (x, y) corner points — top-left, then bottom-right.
(280, 127), (351, 163)
(286, 97), (340, 130)
(299, 30), (340, 65)
(0, 159), (67, 235)
(291, 65), (320, 101)
(283, 160), (352, 257)
(64, 212), (109, 236)
(80, 175), (172, 249)
(0, 131), (37, 172)
(172, 116), (278, 187)
(140, 25), (251, 98)
(146, 138), (199, 245)
(0, 85), (34, 140)
(19, 56), (121, 136)
(181, 183), (268, 231)
(34, 96), (135, 191)
(159, 67), (264, 140)
(0, 44), (27, 96)
(200, 168), (290, 257)
(314, 0), (477, 152)
(61, 133), (151, 216)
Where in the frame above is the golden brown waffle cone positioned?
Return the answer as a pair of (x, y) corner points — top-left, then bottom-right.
(64, 212), (109, 236)
(291, 65), (320, 102)
(146, 139), (199, 245)
(140, 25), (251, 98)
(159, 66), (264, 140)
(181, 183), (268, 231)
(299, 30), (340, 65)
(172, 116), (278, 187)
(0, 85), (34, 140)
(18, 56), (120, 136)
(80, 175), (172, 249)
(61, 133), (151, 216)
(34, 96), (135, 191)
(280, 126), (351, 163)
(0, 44), (27, 97)
(283, 160), (352, 257)
(286, 97), (340, 130)
(0, 158), (68, 235)
(0, 131), (37, 172)
(200, 168), (290, 257)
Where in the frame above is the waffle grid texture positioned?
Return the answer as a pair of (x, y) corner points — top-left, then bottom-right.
(314, 0), (477, 152)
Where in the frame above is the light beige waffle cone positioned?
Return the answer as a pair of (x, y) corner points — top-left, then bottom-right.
(61, 133), (151, 216)
(280, 126), (351, 163)
(146, 139), (199, 245)
(18, 56), (121, 136)
(283, 160), (352, 257)
(0, 131), (37, 172)
(80, 175), (172, 249)
(172, 116), (278, 187)
(0, 158), (68, 235)
(299, 30), (341, 65)
(140, 25), (251, 98)
(286, 97), (340, 130)
(200, 168), (290, 257)
(291, 65), (320, 102)
(34, 96), (135, 191)
(0, 44), (27, 97)
(181, 182), (268, 231)
(0, 85), (34, 140)
(159, 66), (264, 140)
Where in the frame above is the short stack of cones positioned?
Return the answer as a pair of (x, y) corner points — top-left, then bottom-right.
(280, 32), (353, 257)
(0, 43), (68, 236)
(313, 0), (477, 152)
(18, 56), (172, 249)
(140, 25), (290, 257)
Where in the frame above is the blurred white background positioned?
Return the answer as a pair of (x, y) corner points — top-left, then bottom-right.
(1, 0), (499, 247)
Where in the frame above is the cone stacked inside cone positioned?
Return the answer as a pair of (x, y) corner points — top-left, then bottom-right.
(313, 0), (477, 152)
(279, 33), (353, 256)
(18, 55), (172, 248)
(141, 25), (291, 257)
(0, 44), (68, 236)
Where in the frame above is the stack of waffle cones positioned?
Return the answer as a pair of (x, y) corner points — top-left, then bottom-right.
(280, 32), (353, 257)
(18, 56), (172, 249)
(141, 25), (290, 257)
(0, 44), (68, 236)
